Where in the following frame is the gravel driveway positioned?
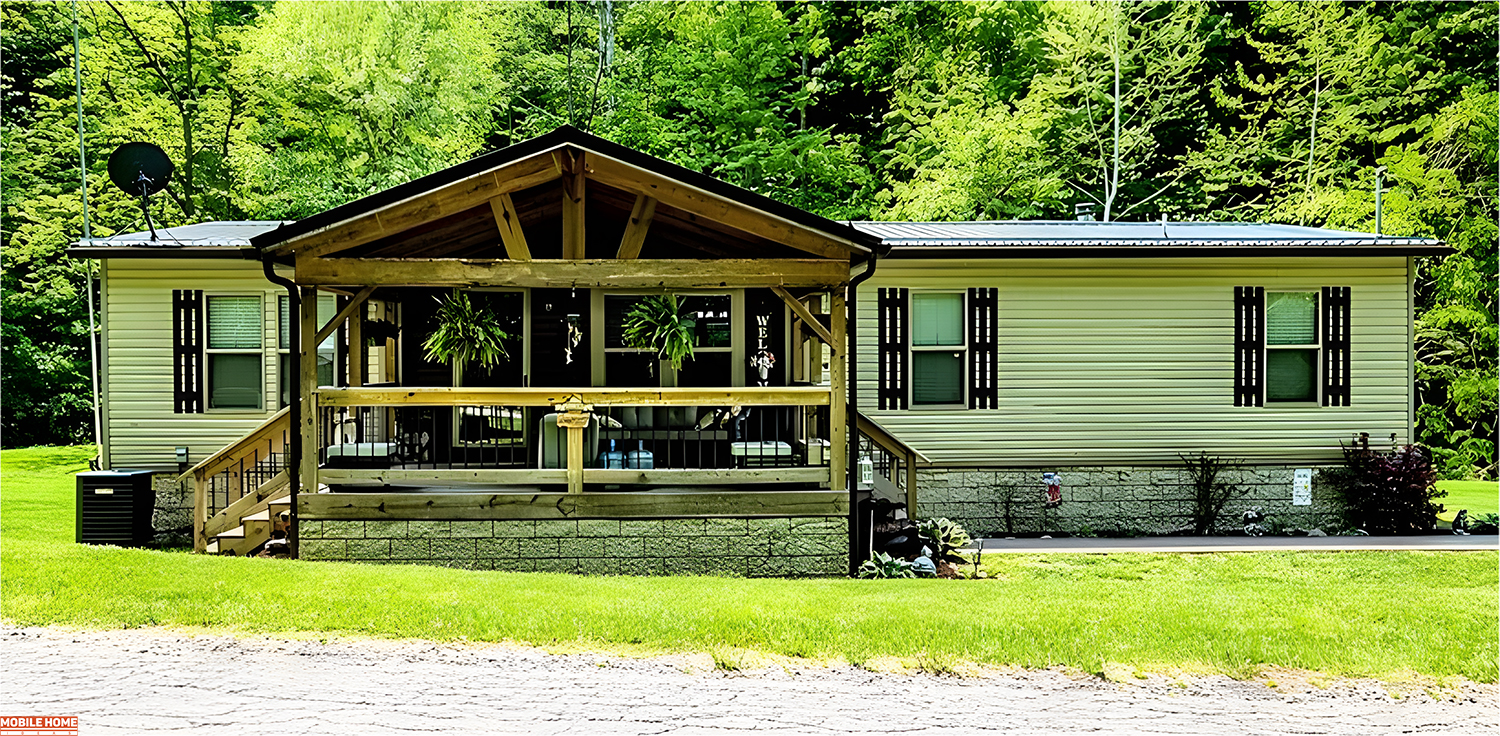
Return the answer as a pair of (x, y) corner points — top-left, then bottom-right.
(1, 627), (1493, 735)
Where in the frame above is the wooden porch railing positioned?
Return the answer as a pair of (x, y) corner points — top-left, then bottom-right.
(178, 407), (291, 552)
(314, 386), (840, 494)
(856, 411), (928, 516)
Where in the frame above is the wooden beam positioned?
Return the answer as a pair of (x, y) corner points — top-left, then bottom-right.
(274, 154), (562, 258)
(299, 286), (321, 495)
(348, 300), (364, 387)
(301, 490), (850, 521)
(829, 286), (847, 493)
(314, 285), (377, 345)
(586, 154), (863, 260)
(489, 193), (531, 261)
(295, 257), (851, 290)
(317, 385), (833, 408)
(318, 467), (829, 487)
(561, 153), (586, 259)
(772, 285), (834, 346)
(566, 425), (584, 493)
(616, 194), (657, 259)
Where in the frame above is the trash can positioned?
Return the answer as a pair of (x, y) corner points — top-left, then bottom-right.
(76, 469), (157, 547)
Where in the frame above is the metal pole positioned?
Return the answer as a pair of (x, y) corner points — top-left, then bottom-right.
(74, 0), (103, 462)
(1374, 166), (1387, 235)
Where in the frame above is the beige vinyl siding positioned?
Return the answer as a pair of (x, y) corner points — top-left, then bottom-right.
(856, 257), (1412, 466)
(103, 259), (286, 470)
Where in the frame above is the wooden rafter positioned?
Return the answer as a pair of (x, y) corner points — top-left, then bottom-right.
(771, 285), (834, 346)
(585, 155), (860, 260)
(313, 285), (377, 344)
(489, 193), (531, 261)
(272, 155), (562, 259)
(616, 194), (657, 259)
(294, 256), (851, 290)
(561, 152), (586, 259)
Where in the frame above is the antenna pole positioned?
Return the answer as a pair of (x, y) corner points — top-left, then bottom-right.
(138, 174), (159, 241)
(74, 0), (104, 463)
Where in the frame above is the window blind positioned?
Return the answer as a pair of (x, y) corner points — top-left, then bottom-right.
(208, 296), (262, 350)
(1266, 292), (1316, 345)
(911, 293), (963, 346)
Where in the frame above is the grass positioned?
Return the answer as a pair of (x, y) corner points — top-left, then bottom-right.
(3, 446), (1497, 682)
(1437, 480), (1499, 521)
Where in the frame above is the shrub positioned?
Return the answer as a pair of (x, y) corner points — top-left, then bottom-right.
(1181, 452), (1247, 535)
(857, 552), (915, 579)
(916, 517), (971, 564)
(1324, 434), (1444, 535)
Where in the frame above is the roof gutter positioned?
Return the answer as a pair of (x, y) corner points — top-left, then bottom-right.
(259, 253), (302, 560)
(846, 251), (877, 577)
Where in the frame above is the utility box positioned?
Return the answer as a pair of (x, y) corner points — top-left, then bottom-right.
(76, 469), (157, 547)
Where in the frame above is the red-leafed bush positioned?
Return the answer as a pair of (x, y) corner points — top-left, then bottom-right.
(1326, 434), (1445, 535)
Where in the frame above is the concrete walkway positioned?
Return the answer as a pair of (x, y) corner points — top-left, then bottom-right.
(963, 534), (1498, 554)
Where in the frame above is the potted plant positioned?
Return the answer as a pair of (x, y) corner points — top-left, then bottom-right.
(621, 294), (695, 386)
(422, 289), (513, 372)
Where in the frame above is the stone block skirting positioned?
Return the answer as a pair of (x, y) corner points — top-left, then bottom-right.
(916, 466), (1344, 537)
(298, 517), (850, 577)
(150, 473), (193, 547)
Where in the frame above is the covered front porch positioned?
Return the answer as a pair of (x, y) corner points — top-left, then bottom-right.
(189, 127), (885, 573)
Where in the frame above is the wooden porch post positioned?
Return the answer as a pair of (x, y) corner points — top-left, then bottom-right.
(906, 456), (918, 518)
(348, 300), (364, 388)
(192, 472), (207, 552)
(829, 286), (847, 492)
(299, 286), (320, 495)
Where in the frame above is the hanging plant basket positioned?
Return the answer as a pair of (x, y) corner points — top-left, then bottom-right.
(422, 289), (513, 371)
(621, 294), (696, 372)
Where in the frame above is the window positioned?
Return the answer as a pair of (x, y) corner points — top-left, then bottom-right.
(911, 292), (965, 405)
(206, 296), (263, 410)
(278, 295), (338, 408)
(1265, 291), (1318, 402)
(603, 293), (732, 386)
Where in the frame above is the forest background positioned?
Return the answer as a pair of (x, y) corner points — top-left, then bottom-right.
(2, 0), (1494, 478)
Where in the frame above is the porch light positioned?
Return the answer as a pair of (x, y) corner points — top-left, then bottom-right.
(858, 455), (875, 490)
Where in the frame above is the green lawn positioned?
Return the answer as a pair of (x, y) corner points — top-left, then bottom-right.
(3, 446), (1496, 682)
(1438, 480), (1499, 521)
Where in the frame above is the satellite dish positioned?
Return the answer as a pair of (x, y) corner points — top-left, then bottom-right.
(107, 142), (174, 240)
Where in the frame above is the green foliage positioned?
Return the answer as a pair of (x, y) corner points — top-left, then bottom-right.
(856, 551), (915, 579)
(421, 290), (513, 371)
(620, 295), (695, 372)
(915, 517), (971, 565)
(1181, 452), (1247, 535)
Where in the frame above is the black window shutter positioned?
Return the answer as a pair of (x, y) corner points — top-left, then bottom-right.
(173, 289), (204, 413)
(877, 287), (908, 410)
(968, 287), (998, 409)
(1322, 286), (1351, 406)
(1234, 286), (1265, 407)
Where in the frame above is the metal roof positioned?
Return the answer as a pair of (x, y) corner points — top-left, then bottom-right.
(69, 221), (291, 258)
(851, 220), (1448, 257)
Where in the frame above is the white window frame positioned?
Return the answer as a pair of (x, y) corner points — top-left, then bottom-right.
(1264, 289), (1322, 405)
(908, 289), (968, 409)
(204, 292), (267, 413)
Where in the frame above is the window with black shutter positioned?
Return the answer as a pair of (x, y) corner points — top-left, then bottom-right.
(1235, 286), (1351, 406)
(172, 289), (203, 413)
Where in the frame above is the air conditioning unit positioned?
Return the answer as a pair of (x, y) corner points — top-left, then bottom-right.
(76, 469), (157, 547)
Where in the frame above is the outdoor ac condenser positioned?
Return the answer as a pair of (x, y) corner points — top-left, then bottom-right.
(75, 469), (157, 547)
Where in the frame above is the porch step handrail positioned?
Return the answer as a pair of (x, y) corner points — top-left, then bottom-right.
(177, 406), (291, 484)
(856, 411), (927, 516)
(318, 386), (833, 408)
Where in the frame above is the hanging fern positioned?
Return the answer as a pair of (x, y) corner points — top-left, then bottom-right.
(422, 290), (512, 370)
(621, 294), (696, 370)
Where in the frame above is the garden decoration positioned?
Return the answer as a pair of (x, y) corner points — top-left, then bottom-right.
(423, 290), (513, 370)
(621, 294), (696, 374)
